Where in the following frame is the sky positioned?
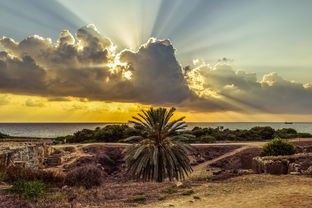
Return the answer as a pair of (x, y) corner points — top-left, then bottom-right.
(0, 0), (312, 122)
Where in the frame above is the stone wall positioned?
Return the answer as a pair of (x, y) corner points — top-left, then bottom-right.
(252, 153), (312, 175)
(0, 141), (52, 169)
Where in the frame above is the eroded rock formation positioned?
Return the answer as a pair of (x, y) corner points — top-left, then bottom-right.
(0, 141), (52, 169)
(252, 153), (312, 175)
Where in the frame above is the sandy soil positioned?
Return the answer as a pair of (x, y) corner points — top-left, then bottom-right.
(140, 174), (312, 208)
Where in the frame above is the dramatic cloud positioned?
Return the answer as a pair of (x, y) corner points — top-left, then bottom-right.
(183, 63), (312, 113)
(0, 25), (190, 104)
(119, 38), (190, 104)
(0, 25), (114, 67)
(0, 51), (47, 94)
(1, 24), (312, 113)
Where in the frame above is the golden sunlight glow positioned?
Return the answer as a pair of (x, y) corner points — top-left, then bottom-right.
(107, 53), (128, 74)
(0, 93), (310, 122)
(0, 93), (146, 122)
(123, 70), (133, 80)
(186, 67), (221, 98)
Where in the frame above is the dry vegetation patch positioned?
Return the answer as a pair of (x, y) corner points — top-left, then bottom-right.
(140, 174), (312, 208)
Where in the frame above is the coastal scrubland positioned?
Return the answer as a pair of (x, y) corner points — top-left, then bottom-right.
(54, 125), (312, 144)
(0, 138), (312, 208)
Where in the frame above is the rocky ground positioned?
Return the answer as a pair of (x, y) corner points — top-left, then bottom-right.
(1, 138), (312, 208)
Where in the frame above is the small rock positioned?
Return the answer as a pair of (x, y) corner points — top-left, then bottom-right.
(193, 196), (201, 200)
(290, 171), (301, 175)
(304, 166), (312, 175)
(175, 181), (183, 187)
(61, 185), (69, 190)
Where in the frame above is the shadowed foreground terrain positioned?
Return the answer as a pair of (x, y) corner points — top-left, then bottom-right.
(1, 139), (312, 207)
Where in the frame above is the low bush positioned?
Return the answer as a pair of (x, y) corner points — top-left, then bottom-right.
(129, 195), (146, 203)
(199, 135), (216, 143)
(261, 137), (296, 156)
(55, 124), (311, 144)
(163, 186), (177, 194)
(275, 128), (298, 139)
(45, 192), (67, 202)
(1, 165), (64, 186)
(297, 132), (312, 138)
(65, 164), (103, 189)
(0, 170), (8, 181)
(181, 189), (194, 195)
(10, 180), (46, 199)
(57, 124), (143, 143)
(3, 166), (38, 182)
(0, 131), (9, 138)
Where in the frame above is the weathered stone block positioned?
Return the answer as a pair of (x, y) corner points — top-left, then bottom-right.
(252, 153), (312, 175)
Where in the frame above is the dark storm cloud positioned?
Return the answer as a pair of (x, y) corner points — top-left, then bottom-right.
(0, 25), (312, 113)
(0, 51), (47, 94)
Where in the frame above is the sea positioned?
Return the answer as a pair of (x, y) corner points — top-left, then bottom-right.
(0, 122), (311, 138)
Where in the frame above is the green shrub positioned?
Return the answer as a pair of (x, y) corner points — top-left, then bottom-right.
(0, 132), (9, 138)
(55, 135), (74, 144)
(130, 195), (146, 203)
(275, 128), (297, 139)
(10, 180), (46, 199)
(249, 126), (275, 140)
(163, 186), (177, 194)
(199, 135), (216, 143)
(297, 132), (312, 138)
(0, 170), (8, 181)
(54, 124), (309, 144)
(261, 137), (296, 156)
(45, 192), (67, 202)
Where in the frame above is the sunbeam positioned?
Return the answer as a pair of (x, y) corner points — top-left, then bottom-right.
(1, 0), (312, 122)
(0, 0), (85, 40)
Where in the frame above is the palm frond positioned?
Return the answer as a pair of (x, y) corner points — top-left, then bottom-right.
(125, 107), (193, 182)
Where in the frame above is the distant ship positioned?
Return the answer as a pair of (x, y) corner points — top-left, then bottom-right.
(284, 122), (293, 124)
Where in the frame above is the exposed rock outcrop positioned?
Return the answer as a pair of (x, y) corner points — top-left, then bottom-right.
(0, 141), (52, 169)
(252, 153), (312, 175)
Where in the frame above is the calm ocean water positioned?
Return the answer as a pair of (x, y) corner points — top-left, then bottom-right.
(0, 122), (311, 138)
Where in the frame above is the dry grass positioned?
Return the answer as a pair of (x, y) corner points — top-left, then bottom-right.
(14, 174), (312, 208)
(140, 174), (312, 208)
(25, 181), (179, 208)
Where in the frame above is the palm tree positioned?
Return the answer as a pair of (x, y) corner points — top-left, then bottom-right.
(124, 107), (194, 182)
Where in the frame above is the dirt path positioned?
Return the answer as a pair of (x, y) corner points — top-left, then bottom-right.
(52, 142), (130, 148)
(140, 174), (312, 208)
(193, 146), (250, 171)
(191, 145), (251, 179)
(51, 138), (312, 149)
